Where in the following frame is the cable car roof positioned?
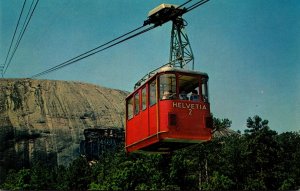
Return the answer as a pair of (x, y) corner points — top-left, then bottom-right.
(158, 66), (208, 76)
(128, 66), (208, 98)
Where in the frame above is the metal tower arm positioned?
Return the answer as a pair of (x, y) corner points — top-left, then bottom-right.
(135, 3), (200, 89)
(169, 17), (194, 69)
(143, 4), (194, 69)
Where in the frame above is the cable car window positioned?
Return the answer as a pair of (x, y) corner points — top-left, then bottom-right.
(160, 74), (176, 100)
(178, 75), (200, 101)
(134, 93), (140, 115)
(142, 87), (147, 110)
(127, 97), (133, 120)
(202, 78), (209, 102)
(149, 80), (156, 106)
(189, 87), (200, 101)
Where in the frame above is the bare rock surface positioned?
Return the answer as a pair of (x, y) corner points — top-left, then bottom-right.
(0, 78), (127, 180)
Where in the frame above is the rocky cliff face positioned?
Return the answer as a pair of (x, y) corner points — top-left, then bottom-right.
(0, 78), (128, 181)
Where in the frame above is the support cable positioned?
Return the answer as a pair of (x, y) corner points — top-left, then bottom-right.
(186, 0), (209, 12)
(31, 25), (145, 78)
(3, 0), (39, 76)
(1, 0), (27, 77)
(31, 25), (155, 78)
(31, 0), (209, 78)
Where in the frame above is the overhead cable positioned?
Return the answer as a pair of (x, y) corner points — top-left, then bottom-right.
(31, 0), (209, 78)
(3, 0), (39, 76)
(31, 25), (155, 78)
(1, 0), (27, 77)
(186, 0), (209, 12)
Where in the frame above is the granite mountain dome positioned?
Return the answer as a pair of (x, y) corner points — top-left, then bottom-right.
(0, 79), (128, 182)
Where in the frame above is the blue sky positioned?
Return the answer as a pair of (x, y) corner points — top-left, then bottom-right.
(1, 0), (299, 133)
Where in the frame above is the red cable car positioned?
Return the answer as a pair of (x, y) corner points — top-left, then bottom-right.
(125, 3), (213, 153)
(125, 66), (213, 153)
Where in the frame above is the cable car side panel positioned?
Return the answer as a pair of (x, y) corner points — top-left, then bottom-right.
(159, 100), (211, 141)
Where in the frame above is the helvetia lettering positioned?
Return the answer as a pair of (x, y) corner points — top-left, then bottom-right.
(172, 102), (207, 110)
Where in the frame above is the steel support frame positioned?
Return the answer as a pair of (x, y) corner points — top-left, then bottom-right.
(169, 17), (194, 70)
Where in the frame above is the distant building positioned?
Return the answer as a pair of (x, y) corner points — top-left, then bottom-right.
(80, 128), (124, 160)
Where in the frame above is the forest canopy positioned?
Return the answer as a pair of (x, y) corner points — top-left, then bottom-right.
(1, 115), (300, 190)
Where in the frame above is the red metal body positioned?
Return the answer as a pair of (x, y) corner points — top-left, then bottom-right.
(125, 67), (212, 153)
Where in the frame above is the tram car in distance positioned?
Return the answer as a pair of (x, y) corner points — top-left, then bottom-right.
(125, 66), (213, 153)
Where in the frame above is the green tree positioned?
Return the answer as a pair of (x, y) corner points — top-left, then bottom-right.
(1, 169), (31, 190)
(216, 134), (247, 190)
(66, 156), (91, 190)
(29, 162), (55, 190)
(244, 177), (267, 190)
(276, 131), (300, 190)
(244, 115), (280, 190)
(201, 171), (234, 190)
(52, 165), (68, 190)
(91, 151), (171, 190)
(212, 117), (232, 136)
(169, 152), (190, 190)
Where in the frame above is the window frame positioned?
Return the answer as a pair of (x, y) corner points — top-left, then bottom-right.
(159, 73), (177, 100)
(141, 86), (147, 111)
(134, 92), (140, 115)
(177, 73), (201, 102)
(149, 79), (157, 107)
(126, 96), (134, 120)
(201, 77), (209, 103)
